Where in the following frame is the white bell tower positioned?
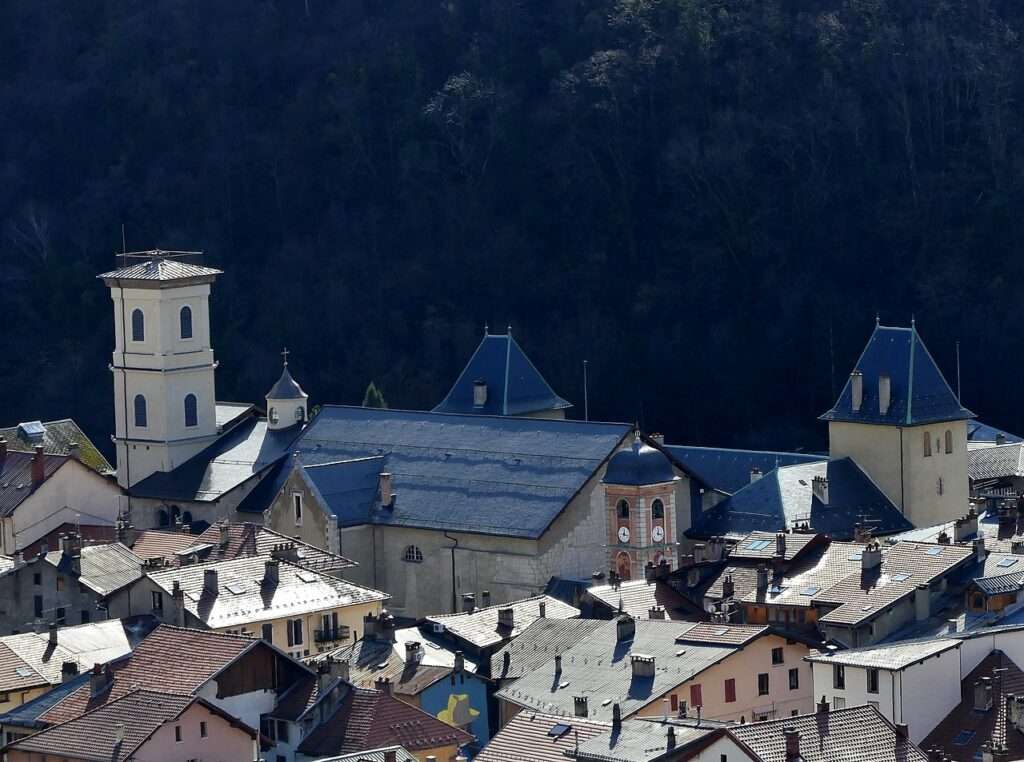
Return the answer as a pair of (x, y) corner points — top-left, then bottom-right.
(266, 348), (309, 431)
(100, 252), (223, 488)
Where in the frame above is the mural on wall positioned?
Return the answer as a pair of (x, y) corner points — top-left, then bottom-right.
(437, 693), (480, 727)
(421, 674), (490, 744)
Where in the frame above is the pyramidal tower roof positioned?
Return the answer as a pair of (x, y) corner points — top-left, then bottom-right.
(820, 322), (974, 427)
(433, 329), (571, 417)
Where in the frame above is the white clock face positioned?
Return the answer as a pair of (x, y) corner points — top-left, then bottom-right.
(652, 525), (665, 542)
(617, 526), (631, 543)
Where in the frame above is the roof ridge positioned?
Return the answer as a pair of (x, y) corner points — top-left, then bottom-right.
(315, 404), (630, 428)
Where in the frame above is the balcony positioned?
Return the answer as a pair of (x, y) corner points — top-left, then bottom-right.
(314, 625), (350, 644)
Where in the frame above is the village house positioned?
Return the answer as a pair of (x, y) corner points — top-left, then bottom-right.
(0, 420), (112, 475)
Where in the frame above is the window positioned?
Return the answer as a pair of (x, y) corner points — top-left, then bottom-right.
(651, 499), (665, 520)
(923, 431), (932, 457)
(33, 596), (42, 618)
(269, 407), (279, 424)
(670, 694), (678, 712)
(295, 406), (305, 422)
(833, 664), (845, 689)
(179, 306), (193, 339)
(945, 430), (953, 454)
(789, 668), (799, 690)
(937, 477), (944, 496)
(199, 721), (207, 738)
(758, 673), (769, 695)
(771, 647), (784, 665)
(403, 545), (423, 563)
(32, 573), (40, 586)
(175, 725), (182, 742)
(867, 668), (879, 694)
(134, 395), (147, 428)
(292, 493), (303, 525)
(689, 684), (702, 708)
(832, 696), (846, 709)
(277, 720), (290, 743)
(262, 623), (273, 643)
(288, 618), (303, 646)
(56, 576), (64, 592)
(184, 394), (198, 428)
(617, 499), (630, 519)
(131, 308), (145, 342)
(152, 592), (163, 611)
(80, 609), (90, 624)
(724, 678), (736, 703)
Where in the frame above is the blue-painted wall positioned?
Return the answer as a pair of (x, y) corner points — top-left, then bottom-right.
(420, 670), (491, 747)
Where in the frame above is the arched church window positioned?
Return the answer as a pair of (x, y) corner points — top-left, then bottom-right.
(130, 308), (145, 342)
(184, 394), (198, 428)
(651, 499), (665, 520)
(269, 408), (279, 424)
(945, 430), (953, 454)
(134, 395), (147, 428)
(295, 406), (305, 422)
(179, 305), (193, 339)
(403, 545), (423, 563)
(617, 499), (630, 519)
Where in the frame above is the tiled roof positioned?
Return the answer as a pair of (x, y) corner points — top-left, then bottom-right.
(734, 541), (869, 609)
(815, 542), (975, 626)
(675, 622), (768, 647)
(972, 570), (1024, 596)
(128, 417), (296, 502)
(146, 555), (387, 630)
(585, 580), (699, 621)
(290, 406), (631, 539)
(663, 445), (824, 495)
(969, 442), (1024, 480)
(130, 529), (201, 560)
(427, 595), (579, 651)
(0, 451), (68, 517)
(820, 323), (973, 426)
(495, 619), (735, 720)
(489, 619), (605, 681)
(98, 257), (222, 282)
(922, 650), (1024, 761)
(314, 637), (454, 697)
(73, 542), (143, 595)
(9, 689), (202, 759)
(297, 686), (474, 755)
(310, 746), (417, 762)
(728, 531), (822, 562)
(476, 711), (610, 762)
(573, 717), (721, 762)
(730, 704), (929, 761)
(433, 331), (572, 416)
(39, 625), (260, 724)
(0, 617), (155, 690)
(968, 420), (1023, 445)
(805, 636), (960, 670)
(0, 419), (112, 473)
(0, 671), (90, 729)
(691, 458), (913, 540)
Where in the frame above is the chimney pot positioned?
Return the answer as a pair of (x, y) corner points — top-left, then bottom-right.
(861, 542), (882, 571)
(895, 723), (909, 739)
(31, 445), (45, 486)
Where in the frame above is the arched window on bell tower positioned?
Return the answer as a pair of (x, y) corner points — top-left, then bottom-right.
(179, 305), (193, 339)
(651, 498), (665, 520)
(184, 394), (198, 428)
(131, 308), (145, 342)
(617, 499), (630, 519)
(134, 395), (147, 428)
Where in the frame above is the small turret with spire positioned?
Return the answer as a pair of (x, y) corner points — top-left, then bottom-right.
(266, 347), (309, 430)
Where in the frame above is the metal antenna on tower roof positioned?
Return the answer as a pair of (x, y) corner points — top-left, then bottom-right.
(583, 360), (590, 422)
(956, 340), (962, 403)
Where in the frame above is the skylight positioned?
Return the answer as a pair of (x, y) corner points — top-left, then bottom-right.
(799, 586), (820, 596)
(925, 547), (943, 556)
(746, 540), (772, 551)
(848, 553), (863, 561)
(297, 571), (318, 583)
(224, 582), (247, 595)
(891, 573), (912, 582)
(549, 724), (571, 738)
(997, 557), (1019, 568)
(952, 729), (975, 745)
(14, 667), (34, 678)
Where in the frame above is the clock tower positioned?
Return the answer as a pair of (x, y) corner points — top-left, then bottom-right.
(602, 434), (680, 581)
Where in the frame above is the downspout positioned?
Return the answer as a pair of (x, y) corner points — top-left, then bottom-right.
(444, 530), (460, 613)
(899, 428), (905, 513)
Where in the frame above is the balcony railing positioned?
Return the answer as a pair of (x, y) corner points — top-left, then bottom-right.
(314, 625), (350, 643)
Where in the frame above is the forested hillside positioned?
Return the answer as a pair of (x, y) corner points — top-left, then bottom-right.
(2, 0), (1023, 455)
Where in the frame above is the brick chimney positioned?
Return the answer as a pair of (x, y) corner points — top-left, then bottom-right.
(31, 445), (45, 486)
(784, 728), (800, 761)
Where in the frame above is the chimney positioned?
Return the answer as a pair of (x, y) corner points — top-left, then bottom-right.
(879, 374), (891, 416)
(554, 655), (562, 674)
(0, 437), (6, 460)
(502, 650), (511, 675)
(667, 725), (676, 750)
(454, 651), (465, 674)
(648, 606), (666, 620)
(330, 658), (351, 683)
(775, 533), (786, 558)
(997, 433), (1008, 446)
(90, 664), (110, 698)
(811, 475), (829, 505)
(539, 600), (546, 618)
(630, 654), (656, 678)
(955, 508), (979, 543)
(473, 379), (488, 408)
(61, 661), (78, 683)
(375, 676), (392, 695)
(384, 751), (397, 762)
(693, 544), (705, 564)
(48, 622), (58, 646)
(975, 538), (987, 564)
(1008, 694), (1024, 731)
(114, 723), (125, 745)
(851, 370), (864, 412)
(497, 608), (514, 629)
(650, 433), (665, 445)
(462, 594), (476, 613)
(756, 565), (769, 595)
(317, 660), (333, 696)
(481, 590), (491, 608)
(363, 613), (380, 640)
(379, 472), (395, 507)
(616, 614), (635, 643)
(751, 467), (762, 483)
(218, 521), (230, 547)
(573, 695), (588, 717)
(895, 723), (909, 740)
(975, 677), (994, 712)
(916, 584), (931, 621)
(861, 542), (882, 571)
(203, 568), (218, 595)
(405, 641), (422, 665)
(784, 728), (800, 761)
(817, 695), (829, 714)
(31, 445), (45, 486)
(936, 531), (951, 545)
(67, 441), (81, 461)
(263, 559), (280, 587)
(171, 580), (184, 626)
(612, 702), (622, 731)
(723, 574), (735, 599)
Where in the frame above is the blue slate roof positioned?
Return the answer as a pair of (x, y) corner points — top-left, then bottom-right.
(663, 445), (825, 495)
(690, 458), (913, 540)
(603, 436), (677, 486)
(290, 406), (631, 538)
(820, 324), (974, 426)
(304, 456), (386, 527)
(968, 421), (1023, 444)
(433, 332), (571, 416)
